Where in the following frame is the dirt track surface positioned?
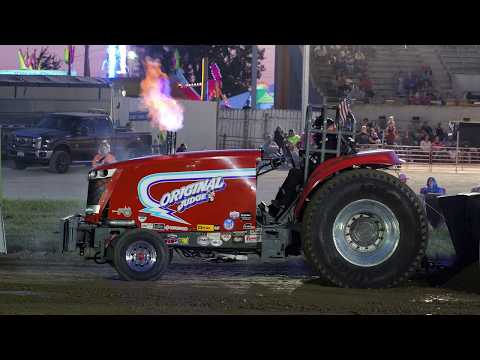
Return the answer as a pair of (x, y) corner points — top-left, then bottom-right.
(2, 253), (480, 314)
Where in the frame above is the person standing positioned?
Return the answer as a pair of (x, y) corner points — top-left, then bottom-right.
(274, 126), (285, 151)
(385, 116), (398, 146)
(92, 141), (116, 167)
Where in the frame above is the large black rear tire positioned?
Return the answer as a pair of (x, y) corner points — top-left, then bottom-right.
(112, 229), (169, 281)
(302, 168), (428, 288)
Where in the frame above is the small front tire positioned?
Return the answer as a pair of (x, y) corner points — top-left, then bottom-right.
(112, 229), (169, 281)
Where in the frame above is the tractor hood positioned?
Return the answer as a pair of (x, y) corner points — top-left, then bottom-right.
(93, 149), (262, 171)
(86, 149), (261, 228)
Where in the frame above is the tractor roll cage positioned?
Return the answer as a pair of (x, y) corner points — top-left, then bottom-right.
(303, 103), (357, 183)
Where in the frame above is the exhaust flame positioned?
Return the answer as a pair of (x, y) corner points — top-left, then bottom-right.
(140, 57), (184, 132)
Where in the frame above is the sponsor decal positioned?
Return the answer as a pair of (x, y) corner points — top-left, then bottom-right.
(178, 237), (189, 245)
(197, 235), (209, 246)
(210, 239), (223, 247)
(245, 234), (258, 243)
(207, 233), (222, 247)
(229, 211), (240, 220)
(220, 233), (232, 242)
(207, 233), (220, 240)
(233, 236), (244, 243)
(164, 225), (189, 232)
(138, 215), (147, 223)
(165, 234), (179, 245)
(112, 206), (132, 217)
(137, 168), (256, 225)
(140, 223), (165, 230)
(223, 218), (234, 231)
(240, 212), (252, 221)
(243, 223), (254, 230)
(197, 224), (215, 232)
(214, 225), (220, 231)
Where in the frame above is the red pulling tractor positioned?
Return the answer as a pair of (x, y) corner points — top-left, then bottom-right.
(61, 105), (428, 288)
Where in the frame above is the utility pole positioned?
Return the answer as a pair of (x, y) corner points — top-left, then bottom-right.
(84, 45), (90, 77)
(251, 45), (258, 109)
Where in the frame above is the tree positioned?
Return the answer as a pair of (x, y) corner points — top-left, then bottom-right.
(35, 47), (62, 70)
(137, 45), (266, 97)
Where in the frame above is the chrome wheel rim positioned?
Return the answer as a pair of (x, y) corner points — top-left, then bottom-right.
(125, 241), (157, 272)
(332, 199), (400, 267)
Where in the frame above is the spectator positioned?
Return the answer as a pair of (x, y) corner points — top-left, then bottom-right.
(385, 116), (398, 145)
(421, 121), (433, 138)
(261, 135), (280, 158)
(359, 75), (374, 99)
(274, 126), (285, 153)
(407, 72), (417, 96)
(399, 173), (408, 184)
(176, 143), (187, 152)
(420, 135), (432, 152)
(286, 129), (301, 147)
(356, 125), (371, 144)
(431, 136), (444, 151)
(435, 122), (445, 141)
(420, 177), (446, 195)
(369, 125), (381, 144)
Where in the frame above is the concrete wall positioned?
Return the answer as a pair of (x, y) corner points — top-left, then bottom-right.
(352, 103), (480, 129)
(124, 97), (218, 151)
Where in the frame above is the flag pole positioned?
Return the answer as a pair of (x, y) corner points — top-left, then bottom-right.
(302, 45), (310, 183)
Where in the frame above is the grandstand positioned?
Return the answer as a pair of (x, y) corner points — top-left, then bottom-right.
(312, 45), (480, 104)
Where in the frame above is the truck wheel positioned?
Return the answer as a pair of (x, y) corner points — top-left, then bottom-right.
(49, 150), (71, 174)
(302, 168), (428, 288)
(13, 160), (27, 170)
(112, 229), (169, 281)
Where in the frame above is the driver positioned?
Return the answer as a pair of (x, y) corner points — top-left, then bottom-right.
(268, 116), (338, 217)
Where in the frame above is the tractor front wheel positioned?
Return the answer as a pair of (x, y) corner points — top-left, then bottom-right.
(112, 229), (169, 281)
(302, 168), (428, 288)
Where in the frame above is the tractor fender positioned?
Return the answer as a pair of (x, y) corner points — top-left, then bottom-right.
(294, 149), (402, 219)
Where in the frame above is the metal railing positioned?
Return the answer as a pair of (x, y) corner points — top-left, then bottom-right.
(357, 143), (480, 171)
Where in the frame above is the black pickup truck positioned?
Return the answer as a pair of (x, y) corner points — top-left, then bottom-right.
(7, 112), (152, 173)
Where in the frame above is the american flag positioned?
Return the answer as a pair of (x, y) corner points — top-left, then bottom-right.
(337, 96), (352, 126)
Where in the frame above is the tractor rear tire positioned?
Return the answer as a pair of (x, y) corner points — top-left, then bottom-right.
(112, 229), (169, 281)
(302, 168), (428, 288)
